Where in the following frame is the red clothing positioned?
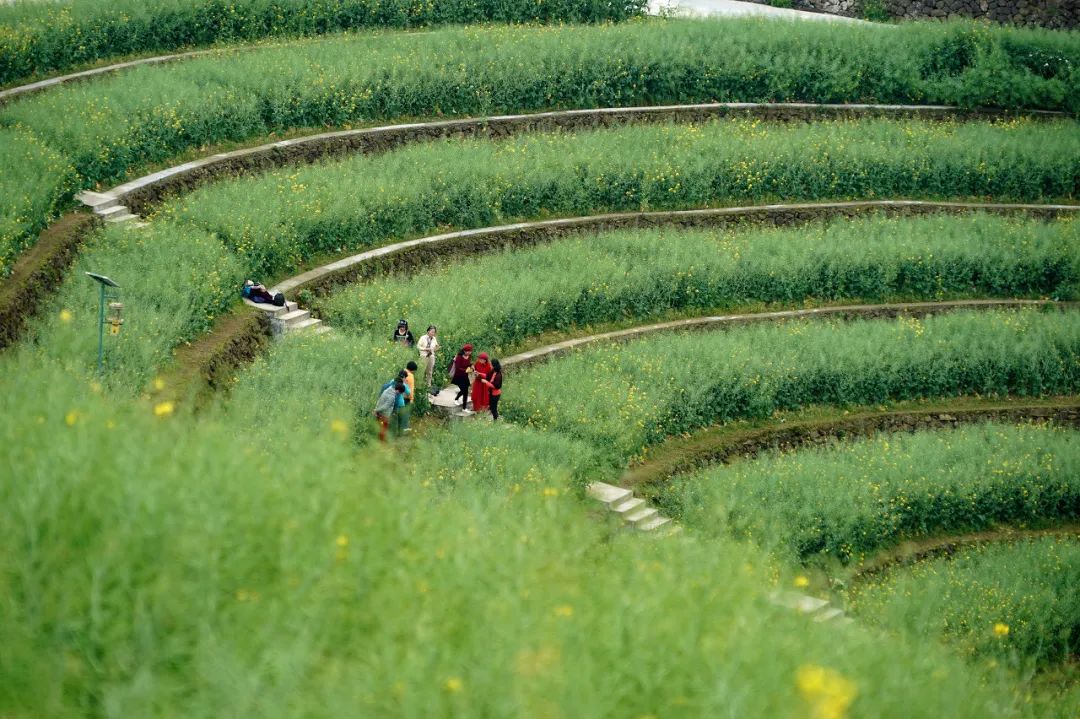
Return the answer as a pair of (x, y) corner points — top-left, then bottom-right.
(472, 359), (493, 411)
(451, 353), (472, 381)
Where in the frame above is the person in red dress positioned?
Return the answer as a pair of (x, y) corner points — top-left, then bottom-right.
(471, 352), (493, 412)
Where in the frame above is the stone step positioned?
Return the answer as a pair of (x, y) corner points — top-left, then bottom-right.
(77, 190), (119, 211)
(637, 515), (672, 532)
(104, 210), (136, 223)
(243, 298), (295, 316)
(625, 506), (659, 526)
(586, 482), (633, 507)
(611, 496), (645, 515)
(279, 308), (311, 326)
(285, 317), (321, 333)
(814, 607), (846, 623)
(97, 204), (130, 219)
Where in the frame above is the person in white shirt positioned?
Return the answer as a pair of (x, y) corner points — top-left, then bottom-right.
(417, 325), (440, 393)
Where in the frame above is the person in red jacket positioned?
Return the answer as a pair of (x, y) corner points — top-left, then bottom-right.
(478, 358), (503, 421)
(471, 352), (493, 412)
(450, 344), (473, 411)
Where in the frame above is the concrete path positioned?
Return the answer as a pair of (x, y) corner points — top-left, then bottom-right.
(649, 0), (872, 24)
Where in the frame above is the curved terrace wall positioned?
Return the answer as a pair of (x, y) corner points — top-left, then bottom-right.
(79, 104), (1069, 217)
(748, 0), (1077, 28)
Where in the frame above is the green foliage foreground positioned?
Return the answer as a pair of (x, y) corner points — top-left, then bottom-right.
(663, 423), (1080, 563)
(3, 355), (1061, 717)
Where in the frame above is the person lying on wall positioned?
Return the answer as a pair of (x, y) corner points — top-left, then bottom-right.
(241, 279), (285, 307)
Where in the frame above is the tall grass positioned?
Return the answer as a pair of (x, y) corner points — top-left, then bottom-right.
(162, 118), (1080, 278)
(663, 423), (1080, 563)
(0, 126), (76, 275)
(850, 536), (1080, 668)
(3, 351), (1050, 717)
(319, 214), (1080, 355)
(0, 0), (644, 87)
(506, 309), (1080, 463)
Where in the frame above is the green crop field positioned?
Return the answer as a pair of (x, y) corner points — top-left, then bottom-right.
(3, 7), (1080, 716)
(662, 423), (1080, 563)
(849, 535), (1080, 669)
(319, 214), (1080, 354)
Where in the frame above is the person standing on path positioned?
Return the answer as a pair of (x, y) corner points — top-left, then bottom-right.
(374, 379), (404, 442)
(479, 358), (503, 421)
(450, 344), (473, 412)
(417, 325), (440, 393)
(471, 352), (493, 413)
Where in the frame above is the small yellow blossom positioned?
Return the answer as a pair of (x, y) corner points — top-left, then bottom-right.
(330, 418), (348, 435)
(64, 410), (79, 426)
(993, 623), (1010, 637)
(152, 377), (166, 391)
(543, 487), (559, 497)
(58, 309), (73, 323)
(443, 677), (463, 693)
(335, 534), (349, 548)
(553, 604), (574, 618)
(794, 575), (810, 588)
(153, 401), (175, 418)
(796, 664), (857, 719)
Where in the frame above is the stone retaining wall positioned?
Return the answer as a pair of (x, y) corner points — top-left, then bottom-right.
(749, 0), (1076, 27)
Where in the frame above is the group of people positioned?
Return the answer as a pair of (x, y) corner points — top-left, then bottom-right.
(374, 320), (504, 441)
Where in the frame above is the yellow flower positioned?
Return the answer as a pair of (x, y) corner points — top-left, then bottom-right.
(335, 534), (349, 548)
(58, 309), (73, 323)
(443, 677), (464, 694)
(330, 418), (348, 435)
(542, 487), (559, 497)
(993, 622), (1010, 637)
(152, 377), (166, 391)
(553, 604), (574, 618)
(796, 665), (857, 719)
(64, 410), (79, 426)
(153, 401), (175, 418)
(793, 575), (810, 588)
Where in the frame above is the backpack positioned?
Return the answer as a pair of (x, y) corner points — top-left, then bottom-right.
(272, 292), (285, 307)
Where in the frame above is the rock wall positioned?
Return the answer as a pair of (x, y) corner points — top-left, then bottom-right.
(752, 0), (1077, 28)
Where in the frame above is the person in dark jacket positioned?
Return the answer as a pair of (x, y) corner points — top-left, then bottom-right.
(392, 319), (415, 347)
(450, 344), (473, 411)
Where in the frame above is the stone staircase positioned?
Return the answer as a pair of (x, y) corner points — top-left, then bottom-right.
(78, 190), (140, 225)
(242, 298), (330, 337)
(587, 481), (674, 533)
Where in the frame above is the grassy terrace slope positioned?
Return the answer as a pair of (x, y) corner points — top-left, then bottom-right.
(1, 18), (1078, 273)
(850, 535), (1080, 669)
(27, 119), (1078, 390)
(503, 309), (1080, 462)
(318, 214), (1080, 355)
(661, 423), (1080, 563)
(0, 0), (642, 87)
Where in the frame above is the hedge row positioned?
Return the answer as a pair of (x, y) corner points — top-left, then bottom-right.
(507, 309), (1080, 463)
(318, 213), (1080, 355)
(0, 0), (643, 87)
(665, 423), (1080, 563)
(161, 118), (1080, 278)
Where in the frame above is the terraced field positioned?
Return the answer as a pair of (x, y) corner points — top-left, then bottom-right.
(2, 6), (1080, 717)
